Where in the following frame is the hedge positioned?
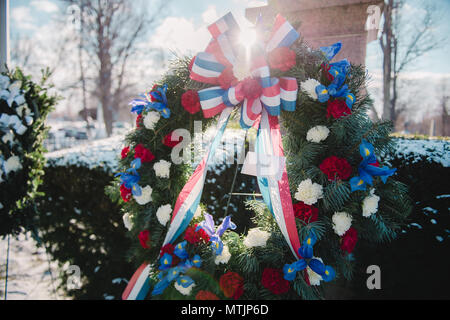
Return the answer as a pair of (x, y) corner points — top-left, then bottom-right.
(36, 135), (449, 299)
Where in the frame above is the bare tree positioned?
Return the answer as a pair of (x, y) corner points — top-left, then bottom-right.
(62, 0), (165, 136)
(438, 79), (450, 136)
(380, 0), (443, 126)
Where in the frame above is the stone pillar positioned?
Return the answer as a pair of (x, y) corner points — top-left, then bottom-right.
(246, 0), (383, 65)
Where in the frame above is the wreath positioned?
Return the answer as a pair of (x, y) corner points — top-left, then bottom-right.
(0, 68), (57, 236)
(111, 13), (411, 300)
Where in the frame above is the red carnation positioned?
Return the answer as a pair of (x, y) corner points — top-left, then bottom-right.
(121, 146), (130, 159)
(261, 268), (290, 295)
(321, 63), (334, 82)
(218, 66), (238, 89)
(195, 290), (219, 300)
(237, 77), (263, 100)
(136, 114), (143, 128)
(181, 90), (201, 115)
(184, 224), (210, 245)
(159, 243), (175, 257)
(219, 272), (244, 299)
(163, 131), (183, 148)
(134, 144), (155, 163)
(293, 202), (319, 223)
(319, 156), (352, 181)
(326, 99), (352, 119)
(138, 230), (151, 249)
(268, 47), (296, 72)
(341, 227), (358, 254)
(159, 243), (180, 266)
(120, 184), (132, 202)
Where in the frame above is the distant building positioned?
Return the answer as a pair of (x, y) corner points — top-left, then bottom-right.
(246, 0), (383, 65)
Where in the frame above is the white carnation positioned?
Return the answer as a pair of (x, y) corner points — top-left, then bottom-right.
(215, 245), (231, 265)
(306, 125), (330, 143)
(122, 212), (134, 231)
(243, 228), (271, 248)
(143, 111), (160, 130)
(362, 189), (380, 217)
(2, 131), (14, 145)
(332, 212), (352, 236)
(156, 204), (172, 226)
(307, 257), (323, 286)
(4, 156), (22, 175)
(134, 185), (153, 205)
(294, 179), (323, 205)
(300, 78), (321, 100)
(154, 159), (171, 178)
(174, 282), (195, 296)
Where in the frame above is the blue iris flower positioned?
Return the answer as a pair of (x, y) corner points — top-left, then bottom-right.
(115, 171), (142, 196)
(174, 240), (189, 260)
(283, 231), (336, 283)
(316, 43), (354, 106)
(196, 213), (236, 256)
(176, 275), (195, 288)
(319, 42), (342, 61)
(159, 253), (173, 271)
(129, 84), (171, 118)
(350, 140), (397, 192)
(126, 158), (141, 175)
(152, 242), (202, 296)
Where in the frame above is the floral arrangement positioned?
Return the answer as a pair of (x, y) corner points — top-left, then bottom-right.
(110, 12), (411, 300)
(0, 68), (57, 236)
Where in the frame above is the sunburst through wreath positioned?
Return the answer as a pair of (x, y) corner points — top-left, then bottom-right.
(111, 12), (411, 300)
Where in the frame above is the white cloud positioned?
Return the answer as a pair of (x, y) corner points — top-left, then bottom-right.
(150, 16), (210, 56)
(11, 7), (35, 30)
(30, 0), (59, 13)
(202, 5), (219, 24)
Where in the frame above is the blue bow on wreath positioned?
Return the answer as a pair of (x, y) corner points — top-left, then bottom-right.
(349, 139), (397, 192)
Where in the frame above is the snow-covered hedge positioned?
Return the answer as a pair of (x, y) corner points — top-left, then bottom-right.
(384, 137), (449, 167)
(40, 135), (448, 299)
(45, 135), (449, 172)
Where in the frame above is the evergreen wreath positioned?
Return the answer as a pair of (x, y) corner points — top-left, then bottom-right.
(110, 13), (412, 300)
(0, 68), (57, 236)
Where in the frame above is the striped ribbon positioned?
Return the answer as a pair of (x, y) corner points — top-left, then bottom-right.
(122, 263), (152, 300)
(123, 12), (303, 300)
(164, 12), (302, 256)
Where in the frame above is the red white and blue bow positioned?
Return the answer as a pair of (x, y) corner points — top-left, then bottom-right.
(162, 13), (303, 260)
(191, 13), (299, 129)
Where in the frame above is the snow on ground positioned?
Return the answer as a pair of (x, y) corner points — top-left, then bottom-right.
(0, 233), (67, 300)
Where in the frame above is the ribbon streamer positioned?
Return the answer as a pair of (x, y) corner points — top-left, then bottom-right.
(164, 12), (302, 257)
